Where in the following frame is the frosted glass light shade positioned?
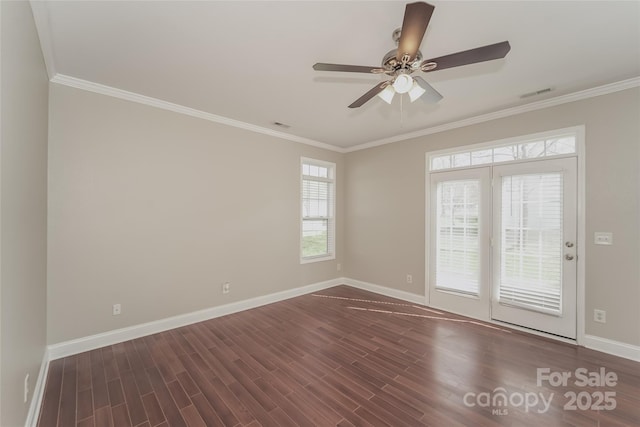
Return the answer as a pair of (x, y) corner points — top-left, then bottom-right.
(392, 74), (413, 94)
(408, 80), (426, 102)
(377, 85), (395, 104)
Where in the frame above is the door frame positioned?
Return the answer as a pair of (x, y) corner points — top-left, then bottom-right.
(424, 125), (586, 345)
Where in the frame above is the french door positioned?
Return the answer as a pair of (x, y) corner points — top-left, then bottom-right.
(491, 158), (577, 338)
(428, 167), (491, 320)
(428, 157), (577, 339)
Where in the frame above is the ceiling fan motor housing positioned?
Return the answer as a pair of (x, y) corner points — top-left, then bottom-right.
(382, 48), (423, 75)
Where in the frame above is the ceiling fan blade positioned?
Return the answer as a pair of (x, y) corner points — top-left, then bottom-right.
(348, 82), (389, 108)
(313, 63), (385, 74)
(396, 2), (435, 63)
(421, 41), (511, 72)
(413, 76), (443, 103)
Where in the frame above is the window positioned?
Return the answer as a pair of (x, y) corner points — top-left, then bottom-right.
(430, 134), (577, 171)
(301, 158), (335, 263)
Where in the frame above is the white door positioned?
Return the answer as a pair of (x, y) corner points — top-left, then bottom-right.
(428, 167), (491, 320)
(491, 157), (577, 338)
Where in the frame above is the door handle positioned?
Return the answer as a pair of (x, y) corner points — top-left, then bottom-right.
(565, 254), (575, 261)
(565, 241), (574, 248)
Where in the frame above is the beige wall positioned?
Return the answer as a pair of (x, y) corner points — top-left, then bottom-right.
(48, 84), (639, 349)
(47, 84), (344, 344)
(0, 2), (50, 426)
(345, 88), (640, 346)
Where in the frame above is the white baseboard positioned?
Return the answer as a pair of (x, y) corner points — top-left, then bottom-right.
(342, 277), (425, 305)
(583, 334), (640, 362)
(25, 348), (49, 427)
(48, 278), (342, 360)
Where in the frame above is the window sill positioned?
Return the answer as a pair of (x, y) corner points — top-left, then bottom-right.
(300, 254), (335, 265)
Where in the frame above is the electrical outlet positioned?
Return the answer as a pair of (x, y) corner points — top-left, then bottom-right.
(337, 263), (342, 271)
(406, 274), (413, 284)
(112, 304), (121, 316)
(24, 374), (29, 403)
(594, 232), (613, 246)
(222, 282), (230, 294)
(594, 309), (606, 323)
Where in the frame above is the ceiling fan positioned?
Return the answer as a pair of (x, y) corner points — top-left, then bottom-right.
(313, 2), (511, 108)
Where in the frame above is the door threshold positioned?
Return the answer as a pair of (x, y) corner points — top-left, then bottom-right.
(491, 319), (577, 345)
(428, 303), (578, 345)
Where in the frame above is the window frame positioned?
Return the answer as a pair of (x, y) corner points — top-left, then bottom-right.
(300, 157), (336, 264)
(428, 126), (581, 172)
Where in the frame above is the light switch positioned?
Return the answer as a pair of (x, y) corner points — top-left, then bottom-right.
(594, 232), (613, 245)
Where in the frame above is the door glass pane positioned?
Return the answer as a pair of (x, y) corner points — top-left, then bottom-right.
(435, 180), (480, 295)
(499, 173), (563, 313)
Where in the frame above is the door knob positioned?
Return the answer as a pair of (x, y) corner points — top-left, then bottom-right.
(565, 241), (574, 248)
(565, 254), (575, 261)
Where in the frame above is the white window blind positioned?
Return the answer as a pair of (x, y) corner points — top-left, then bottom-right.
(499, 173), (563, 314)
(435, 180), (480, 295)
(301, 158), (335, 262)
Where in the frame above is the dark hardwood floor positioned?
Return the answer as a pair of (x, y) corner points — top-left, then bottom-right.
(37, 285), (640, 426)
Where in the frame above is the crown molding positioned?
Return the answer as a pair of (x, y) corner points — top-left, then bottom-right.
(343, 76), (640, 153)
(50, 74), (346, 153)
(29, 0), (56, 79)
(49, 72), (638, 156)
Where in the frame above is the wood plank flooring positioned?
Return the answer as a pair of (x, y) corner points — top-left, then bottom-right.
(37, 285), (640, 426)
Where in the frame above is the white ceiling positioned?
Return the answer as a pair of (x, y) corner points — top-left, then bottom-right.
(36, 1), (640, 149)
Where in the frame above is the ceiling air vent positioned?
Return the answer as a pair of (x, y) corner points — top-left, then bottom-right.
(520, 88), (553, 99)
(273, 122), (291, 129)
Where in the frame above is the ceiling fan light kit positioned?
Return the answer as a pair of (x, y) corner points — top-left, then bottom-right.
(408, 79), (427, 102)
(377, 84), (396, 104)
(312, 1), (511, 109)
(392, 74), (414, 93)
(377, 76), (427, 105)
